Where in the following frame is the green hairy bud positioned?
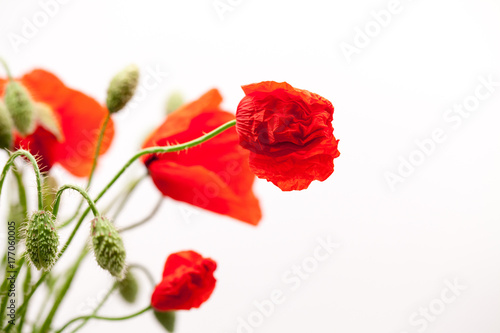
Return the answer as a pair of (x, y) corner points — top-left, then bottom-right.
(106, 64), (140, 113)
(118, 270), (139, 303)
(4, 80), (35, 135)
(91, 216), (126, 279)
(25, 211), (59, 271)
(0, 101), (13, 149)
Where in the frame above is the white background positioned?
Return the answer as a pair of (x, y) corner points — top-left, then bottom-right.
(1, 0), (500, 332)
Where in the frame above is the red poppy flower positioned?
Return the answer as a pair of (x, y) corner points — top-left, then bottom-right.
(235, 81), (340, 191)
(142, 89), (262, 225)
(151, 251), (217, 311)
(0, 69), (114, 177)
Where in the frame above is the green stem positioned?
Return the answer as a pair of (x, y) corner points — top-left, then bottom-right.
(52, 184), (100, 218)
(5, 269), (44, 332)
(4, 119), (236, 332)
(101, 173), (147, 217)
(87, 113), (110, 187)
(60, 119), (235, 263)
(111, 175), (147, 221)
(70, 283), (117, 333)
(118, 196), (163, 233)
(0, 149), (43, 210)
(18, 264), (32, 332)
(2, 256), (26, 332)
(39, 247), (88, 333)
(56, 306), (152, 333)
(58, 200), (84, 229)
(0, 57), (13, 80)
(57, 113), (110, 229)
(12, 166), (27, 216)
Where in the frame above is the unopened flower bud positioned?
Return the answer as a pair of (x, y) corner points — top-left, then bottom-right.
(106, 64), (139, 113)
(90, 216), (126, 279)
(25, 211), (59, 271)
(0, 101), (13, 149)
(165, 91), (184, 115)
(118, 270), (139, 303)
(42, 175), (58, 211)
(153, 310), (176, 332)
(4, 80), (35, 135)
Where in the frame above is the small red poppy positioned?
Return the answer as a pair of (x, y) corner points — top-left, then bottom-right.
(143, 89), (262, 225)
(151, 251), (217, 311)
(0, 69), (114, 177)
(235, 81), (340, 191)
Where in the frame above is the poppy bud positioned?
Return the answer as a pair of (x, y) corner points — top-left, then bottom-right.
(153, 311), (176, 332)
(0, 101), (13, 149)
(25, 211), (59, 271)
(106, 64), (140, 113)
(165, 91), (184, 115)
(42, 175), (58, 211)
(4, 80), (35, 136)
(90, 216), (126, 279)
(118, 270), (139, 303)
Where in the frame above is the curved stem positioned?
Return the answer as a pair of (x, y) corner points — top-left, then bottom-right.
(7, 119), (236, 331)
(56, 305), (151, 333)
(60, 119), (235, 262)
(118, 196), (163, 233)
(57, 113), (110, 229)
(0, 149), (43, 210)
(52, 184), (100, 218)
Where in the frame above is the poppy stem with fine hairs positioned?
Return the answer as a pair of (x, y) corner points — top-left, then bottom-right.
(52, 184), (100, 218)
(7, 119), (238, 331)
(58, 118), (236, 265)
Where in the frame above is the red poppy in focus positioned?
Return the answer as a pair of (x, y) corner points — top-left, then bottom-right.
(151, 251), (217, 311)
(142, 89), (262, 225)
(235, 81), (340, 191)
(0, 69), (114, 177)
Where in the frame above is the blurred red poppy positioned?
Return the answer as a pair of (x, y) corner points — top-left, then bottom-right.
(0, 69), (114, 177)
(236, 81), (340, 191)
(151, 251), (217, 311)
(142, 89), (262, 225)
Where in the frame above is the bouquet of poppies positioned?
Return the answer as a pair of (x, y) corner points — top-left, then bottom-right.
(0, 60), (340, 333)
